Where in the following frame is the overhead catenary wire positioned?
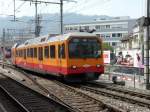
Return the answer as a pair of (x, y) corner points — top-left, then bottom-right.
(19, 0), (76, 36)
(15, 1), (26, 12)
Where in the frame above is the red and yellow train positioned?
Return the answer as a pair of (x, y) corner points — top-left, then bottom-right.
(11, 32), (104, 81)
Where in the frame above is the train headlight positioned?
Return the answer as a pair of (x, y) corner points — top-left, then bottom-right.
(72, 65), (77, 69)
(96, 64), (101, 68)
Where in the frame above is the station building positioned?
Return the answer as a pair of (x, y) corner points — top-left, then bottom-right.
(64, 16), (136, 47)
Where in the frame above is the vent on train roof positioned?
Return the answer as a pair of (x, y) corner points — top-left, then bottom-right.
(25, 42), (28, 45)
(41, 37), (46, 42)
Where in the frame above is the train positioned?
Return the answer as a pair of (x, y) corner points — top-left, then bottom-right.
(11, 32), (104, 82)
(0, 47), (11, 59)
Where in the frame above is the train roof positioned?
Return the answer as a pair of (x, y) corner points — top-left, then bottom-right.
(12, 43), (20, 49)
(17, 32), (97, 48)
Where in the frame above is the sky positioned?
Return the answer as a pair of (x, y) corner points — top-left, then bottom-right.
(0, 0), (145, 18)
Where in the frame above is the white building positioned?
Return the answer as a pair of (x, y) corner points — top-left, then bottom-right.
(64, 16), (136, 47)
(119, 23), (144, 51)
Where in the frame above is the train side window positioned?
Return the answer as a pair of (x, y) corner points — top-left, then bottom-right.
(58, 45), (61, 58)
(19, 50), (20, 57)
(24, 49), (26, 59)
(19, 50), (21, 57)
(18, 50), (20, 57)
(44, 46), (49, 58)
(34, 48), (37, 58)
(21, 50), (22, 57)
(29, 48), (31, 57)
(38, 47), (43, 60)
(17, 50), (19, 57)
(27, 48), (29, 57)
(16, 51), (17, 57)
(22, 50), (23, 57)
(58, 44), (65, 58)
(50, 45), (55, 58)
(21, 50), (23, 57)
(17, 50), (18, 57)
(30, 48), (33, 58)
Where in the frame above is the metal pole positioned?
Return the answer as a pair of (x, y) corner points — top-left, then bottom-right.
(2, 29), (5, 68)
(134, 73), (136, 88)
(144, 0), (150, 89)
(60, 0), (63, 34)
(14, 0), (16, 21)
(35, 0), (38, 37)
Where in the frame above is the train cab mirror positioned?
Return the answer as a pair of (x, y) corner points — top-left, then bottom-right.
(95, 51), (101, 58)
(60, 47), (63, 56)
(59, 44), (65, 58)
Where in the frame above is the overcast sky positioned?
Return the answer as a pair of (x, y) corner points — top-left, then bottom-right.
(0, 0), (145, 18)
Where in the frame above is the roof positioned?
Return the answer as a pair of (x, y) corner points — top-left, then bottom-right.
(64, 18), (136, 26)
(12, 43), (19, 49)
(17, 32), (97, 48)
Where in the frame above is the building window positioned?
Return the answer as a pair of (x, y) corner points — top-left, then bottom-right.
(117, 33), (122, 37)
(70, 27), (73, 30)
(112, 42), (116, 46)
(95, 25), (100, 29)
(74, 27), (78, 30)
(50, 45), (55, 58)
(44, 46), (49, 58)
(106, 25), (110, 29)
(105, 34), (111, 38)
(112, 33), (116, 37)
(84, 26), (89, 30)
(100, 34), (105, 38)
(100, 25), (105, 29)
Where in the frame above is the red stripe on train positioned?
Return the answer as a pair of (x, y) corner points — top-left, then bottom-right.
(16, 61), (104, 75)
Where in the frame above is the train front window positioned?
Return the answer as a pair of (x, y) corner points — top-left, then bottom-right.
(69, 38), (101, 58)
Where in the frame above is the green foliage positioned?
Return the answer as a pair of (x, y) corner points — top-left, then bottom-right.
(102, 43), (114, 52)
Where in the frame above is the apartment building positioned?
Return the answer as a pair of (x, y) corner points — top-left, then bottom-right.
(64, 16), (136, 47)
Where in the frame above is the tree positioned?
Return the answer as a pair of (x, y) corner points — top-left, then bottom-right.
(102, 43), (114, 52)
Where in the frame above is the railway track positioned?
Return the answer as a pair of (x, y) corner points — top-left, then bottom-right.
(77, 82), (150, 108)
(0, 73), (74, 112)
(89, 81), (150, 99)
(0, 86), (28, 112)
(21, 74), (124, 112)
(1, 63), (150, 111)
(0, 63), (124, 112)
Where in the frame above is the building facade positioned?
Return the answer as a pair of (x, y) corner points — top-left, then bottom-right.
(64, 16), (136, 47)
(119, 23), (144, 51)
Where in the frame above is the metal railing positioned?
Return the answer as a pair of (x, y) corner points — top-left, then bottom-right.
(103, 64), (145, 88)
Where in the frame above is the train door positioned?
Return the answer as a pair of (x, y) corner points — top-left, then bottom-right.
(30, 48), (34, 69)
(43, 45), (49, 73)
(23, 48), (27, 68)
(58, 43), (66, 75)
(38, 46), (43, 72)
(49, 44), (57, 75)
(33, 47), (38, 71)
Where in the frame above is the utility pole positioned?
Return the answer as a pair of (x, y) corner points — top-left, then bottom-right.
(35, 0), (38, 37)
(20, 0), (76, 35)
(60, 0), (63, 34)
(2, 29), (5, 68)
(36, 14), (42, 37)
(13, 0), (16, 21)
(145, 0), (150, 89)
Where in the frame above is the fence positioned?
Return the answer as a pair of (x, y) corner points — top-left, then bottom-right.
(101, 64), (145, 89)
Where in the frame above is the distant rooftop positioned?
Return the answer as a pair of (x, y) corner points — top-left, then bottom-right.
(94, 16), (130, 21)
(65, 16), (135, 26)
